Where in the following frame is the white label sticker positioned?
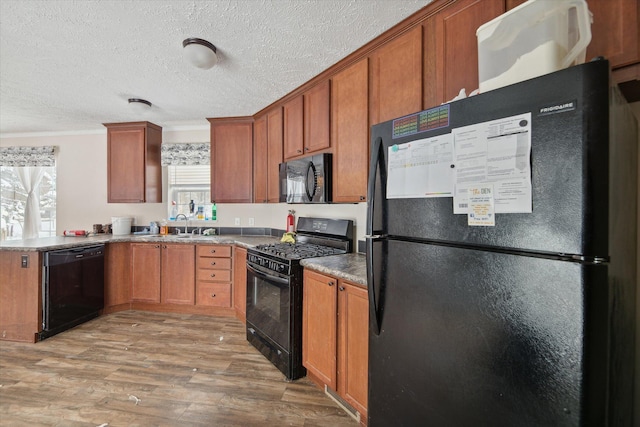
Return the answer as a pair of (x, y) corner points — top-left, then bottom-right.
(467, 184), (495, 226)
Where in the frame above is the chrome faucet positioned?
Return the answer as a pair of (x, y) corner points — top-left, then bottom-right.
(175, 214), (189, 234)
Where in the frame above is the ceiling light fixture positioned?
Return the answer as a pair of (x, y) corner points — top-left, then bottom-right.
(182, 37), (218, 69)
(128, 98), (152, 113)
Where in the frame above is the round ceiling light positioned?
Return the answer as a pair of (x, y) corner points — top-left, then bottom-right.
(183, 37), (218, 69)
(128, 98), (152, 113)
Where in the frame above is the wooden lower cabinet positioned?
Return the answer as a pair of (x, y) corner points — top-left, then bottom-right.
(104, 242), (131, 310)
(161, 244), (195, 305)
(131, 243), (195, 305)
(302, 269), (369, 421)
(131, 243), (162, 303)
(233, 246), (248, 321)
(196, 245), (233, 308)
(0, 251), (42, 343)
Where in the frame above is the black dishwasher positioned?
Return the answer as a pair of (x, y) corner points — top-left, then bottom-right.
(40, 244), (105, 340)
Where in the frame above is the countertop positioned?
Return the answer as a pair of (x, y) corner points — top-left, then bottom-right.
(301, 253), (367, 287)
(0, 234), (280, 251)
(0, 234), (368, 286)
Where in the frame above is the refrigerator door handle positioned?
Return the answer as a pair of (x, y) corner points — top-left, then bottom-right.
(366, 136), (384, 236)
(366, 235), (383, 335)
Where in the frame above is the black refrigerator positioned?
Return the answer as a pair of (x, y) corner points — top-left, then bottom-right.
(366, 59), (637, 427)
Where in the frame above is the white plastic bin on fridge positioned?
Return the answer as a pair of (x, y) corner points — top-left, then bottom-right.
(111, 217), (133, 235)
(476, 0), (592, 93)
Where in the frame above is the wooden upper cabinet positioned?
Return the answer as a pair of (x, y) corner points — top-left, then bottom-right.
(253, 108), (284, 203)
(253, 114), (268, 203)
(208, 117), (254, 203)
(370, 25), (423, 126)
(283, 81), (331, 160)
(332, 58), (369, 203)
(266, 107), (284, 202)
(303, 80), (331, 154)
(104, 121), (162, 203)
(424, 0), (504, 107)
(283, 95), (304, 159)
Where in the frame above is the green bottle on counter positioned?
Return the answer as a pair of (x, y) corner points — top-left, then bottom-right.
(211, 203), (217, 221)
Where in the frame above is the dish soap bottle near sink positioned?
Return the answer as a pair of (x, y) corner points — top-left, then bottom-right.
(170, 201), (178, 221)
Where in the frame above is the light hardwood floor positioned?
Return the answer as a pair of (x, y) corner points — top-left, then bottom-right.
(0, 311), (359, 426)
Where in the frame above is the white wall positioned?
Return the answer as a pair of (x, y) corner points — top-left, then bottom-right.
(0, 127), (368, 240)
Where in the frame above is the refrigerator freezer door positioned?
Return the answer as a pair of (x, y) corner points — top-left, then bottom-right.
(368, 239), (610, 427)
(369, 60), (626, 259)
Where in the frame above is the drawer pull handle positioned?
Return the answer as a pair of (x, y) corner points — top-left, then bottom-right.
(210, 261), (216, 266)
(210, 273), (216, 277)
(210, 249), (216, 253)
(211, 293), (216, 298)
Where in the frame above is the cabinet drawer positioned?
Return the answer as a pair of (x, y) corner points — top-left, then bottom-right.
(197, 257), (232, 270)
(196, 282), (232, 307)
(197, 245), (232, 258)
(197, 269), (232, 282)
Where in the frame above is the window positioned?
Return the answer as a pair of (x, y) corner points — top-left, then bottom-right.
(1, 166), (56, 240)
(167, 165), (211, 220)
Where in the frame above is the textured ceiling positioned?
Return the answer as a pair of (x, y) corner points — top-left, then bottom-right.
(0, 0), (430, 136)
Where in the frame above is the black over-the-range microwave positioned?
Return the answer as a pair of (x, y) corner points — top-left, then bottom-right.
(279, 153), (332, 203)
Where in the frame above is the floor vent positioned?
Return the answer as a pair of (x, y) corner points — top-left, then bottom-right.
(324, 385), (360, 423)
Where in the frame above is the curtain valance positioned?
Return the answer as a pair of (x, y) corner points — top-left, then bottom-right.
(161, 143), (210, 166)
(0, 146), (57, 167)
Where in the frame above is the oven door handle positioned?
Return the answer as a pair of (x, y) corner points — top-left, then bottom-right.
(247, 263), (290, 287)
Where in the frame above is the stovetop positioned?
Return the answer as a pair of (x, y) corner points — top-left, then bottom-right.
(253, 242), (347, 260)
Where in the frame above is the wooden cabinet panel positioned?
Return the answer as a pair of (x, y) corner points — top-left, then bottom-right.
(283, 95), (304, 159)
(253, 108), (284, 203)
(338, 281), (369, 418)
(131, 243), (161, 303)
(0, 251), (41, 342)
(161, 244), (195, 305)
(209, 118), (254, 203)
(303, 80), (331, 154)
(196, 282), (232, 307)
(267, 107), (284, 203)
(197, 269), (232, 282)
(197, 256), (232, 270)
(105, 121), (162, 203)
(196, 245), (233, 309)
(197, 245), (232, 258)
(424, 0), (504, 107)
(331, 58), (369, 203)
(370, 26), (423, 125)
(302, 269), (338, 389)
(253, 114), (268, 203)
(233, 246), (248, 320)
(303, 270), (369, 417)
(104, 242), (131, 308)
(284, 82), (331, 161)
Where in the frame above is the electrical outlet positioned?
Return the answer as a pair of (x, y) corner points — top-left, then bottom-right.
(21, 255), (28, 268)
(234, 217), (241, 226)
(248, 217), (255, 226)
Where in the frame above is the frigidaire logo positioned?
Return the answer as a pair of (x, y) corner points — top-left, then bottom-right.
(539, 100), (576, 115)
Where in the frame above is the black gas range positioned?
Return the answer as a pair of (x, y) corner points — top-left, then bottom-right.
(246, 217), (354, 380)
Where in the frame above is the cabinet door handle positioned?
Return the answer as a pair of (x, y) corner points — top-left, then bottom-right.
(360, 195), (366, 201)
(210, 273), (216, 277)
(156, 245), (161, 248)
(210, 249), (216, 253)
(328, 281), (335, 286)
(339, 286), (345, 291)
(210, 261), (216, 266)
(211, 293), (216, 298)
(305, 147), (309, 151)
(297, 149), (302, 153)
